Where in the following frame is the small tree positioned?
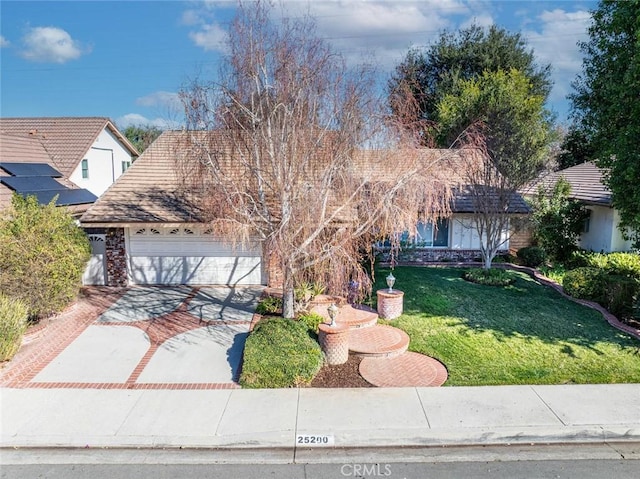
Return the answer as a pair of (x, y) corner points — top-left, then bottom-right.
(531, 177), (589, 261)
(178, 1), (456, 318)
(0, 195), (91, 319)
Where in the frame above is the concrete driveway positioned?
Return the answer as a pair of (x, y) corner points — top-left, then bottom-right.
(3, 286), (263, 389)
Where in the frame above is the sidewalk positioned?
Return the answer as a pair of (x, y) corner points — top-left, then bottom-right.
(2, 384), (639, 461)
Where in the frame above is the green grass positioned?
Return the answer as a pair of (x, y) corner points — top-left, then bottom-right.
(375, 266), (640, 386)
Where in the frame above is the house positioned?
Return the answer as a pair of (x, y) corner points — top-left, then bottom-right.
(0, 117), (139, 197)
(80, 130), (531, 287)
(528, 161), (633, 253)
(1, 117), (139, 285)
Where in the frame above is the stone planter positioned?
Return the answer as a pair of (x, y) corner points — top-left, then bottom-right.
(376, 289), (404, 320)
(318, 322), (349, 365)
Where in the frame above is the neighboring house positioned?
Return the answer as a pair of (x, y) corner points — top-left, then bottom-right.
(80, 130), (531, 287)
(0, 117), (139, 197)
(1, 118), (139, 286)
(0, 133), (97, 216)
(528, 161), (633, 253)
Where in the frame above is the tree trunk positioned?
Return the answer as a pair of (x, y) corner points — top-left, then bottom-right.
(282, 262), (296, 319)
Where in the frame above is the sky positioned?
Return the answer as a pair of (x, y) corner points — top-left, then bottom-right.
(0, 0), (598, 130)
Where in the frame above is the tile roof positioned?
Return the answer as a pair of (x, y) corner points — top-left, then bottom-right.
(525, 161), (611, 206)
(81, 130), (530, 225)
(81, 131), (206, 224)
(0, 133), (96, 215)
(0, 117), (138, 177)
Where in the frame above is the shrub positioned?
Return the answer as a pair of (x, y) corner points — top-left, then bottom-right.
(562, 267), (607, 301)
(463, 268), (516, 286)
(0, 294), (28, 361)
(517, 246), (547, 267)
(240, 317), (323, 388)
(255, 295), (283, 315)
(597, 252), (640, 278)
(603, 275), (640, 320)
(297, 312), (325, 334)
(0, 195), (91, 319)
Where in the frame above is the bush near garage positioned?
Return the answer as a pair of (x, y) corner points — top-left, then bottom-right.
(240, 317), (323, 388)
(0, 194), (91, 320)
(0, 294), (28, 361)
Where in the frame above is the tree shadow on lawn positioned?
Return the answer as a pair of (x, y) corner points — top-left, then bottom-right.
(376, 266), (640, 356)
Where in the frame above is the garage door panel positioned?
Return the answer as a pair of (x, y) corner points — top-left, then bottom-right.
(130, 256), (262, 285)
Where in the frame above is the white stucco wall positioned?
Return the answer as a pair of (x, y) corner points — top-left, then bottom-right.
(450, 214), (510, 251)
(69, 128), (133, 196)
(579, 205), (633, 252)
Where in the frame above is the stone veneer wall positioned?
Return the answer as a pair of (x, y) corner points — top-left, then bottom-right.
(378, 248), (508, 264)
(105, 228), (128, 287)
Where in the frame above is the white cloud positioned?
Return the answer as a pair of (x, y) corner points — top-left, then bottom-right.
(524, 9), (592, 104)
(20, 26), (88, 63)
(135, 91), (182, 110)
(189, 23), (228, 52)
(116, 113), (181, 130)
(182, 1), (489, 69)
(0, 35), (9, 48)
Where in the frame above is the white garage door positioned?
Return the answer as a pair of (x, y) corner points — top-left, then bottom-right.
(127, 227), (263, 285)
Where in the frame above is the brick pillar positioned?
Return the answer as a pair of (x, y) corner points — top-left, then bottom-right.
(105, 228), (128, 287)
(318, 323), (350, 365)
(377, 289), (404, 320)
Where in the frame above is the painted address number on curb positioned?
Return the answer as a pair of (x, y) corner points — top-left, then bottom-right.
(296, 435), (335, 446)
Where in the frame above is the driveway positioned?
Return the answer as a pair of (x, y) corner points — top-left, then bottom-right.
(1, 286), (263, 389)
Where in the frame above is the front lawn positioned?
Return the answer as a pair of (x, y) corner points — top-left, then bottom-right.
(376, 266), (640, 386)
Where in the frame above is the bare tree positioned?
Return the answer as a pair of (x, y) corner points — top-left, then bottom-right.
(178, 1), (456, 318)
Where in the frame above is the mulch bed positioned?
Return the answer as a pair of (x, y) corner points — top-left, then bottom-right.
(309, 355), (374, 388)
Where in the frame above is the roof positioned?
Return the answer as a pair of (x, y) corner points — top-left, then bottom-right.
(0, 133), (97, 214)
(452, 185), (531, 214)
(81, 131), (205, 224)
(0, 117), (139, 177)
(525, 161), (611, 206)
(81, 130), (530, 225)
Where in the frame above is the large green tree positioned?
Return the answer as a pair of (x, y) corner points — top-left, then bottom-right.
(437, 69), (555, 268)
(122, 125), (162, 154)
(388, 24), (552, 146)
(571, 0), (640, 240)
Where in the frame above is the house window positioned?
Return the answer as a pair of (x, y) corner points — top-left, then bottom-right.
(415, 218), (450, 247)
(583, 209), (592, 233)
(121, 161), (130, 173)
(81, 159), (89, 179)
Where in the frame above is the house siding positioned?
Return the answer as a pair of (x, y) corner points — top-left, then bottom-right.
(69, 128), (134, 197)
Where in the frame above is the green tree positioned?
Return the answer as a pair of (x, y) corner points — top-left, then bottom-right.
(0, 195), (91, 319)
(388, 24), (552, 146)
(437, 69), (555, 268)
(571, 0), (640, 240)
(122, 125), (162, 153)
(556, 125), (595, 170)
(531, 177), (589, 261)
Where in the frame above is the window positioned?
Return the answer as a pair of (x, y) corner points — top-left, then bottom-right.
(416, 219), (450, 247)
(121, 161), (130, 173)
(81, 159), (89, 179)
(583, 209), (592, 233)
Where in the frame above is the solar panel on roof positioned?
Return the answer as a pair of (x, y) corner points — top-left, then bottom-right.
(19, 189), (97, 206)
(0, 176), (67, 192)
(0, 162), (62, 177)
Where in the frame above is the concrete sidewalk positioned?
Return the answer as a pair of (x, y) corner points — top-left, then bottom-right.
(2, 384), (639, 461)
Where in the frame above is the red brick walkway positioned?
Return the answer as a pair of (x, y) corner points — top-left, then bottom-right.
(359, 352), (448, 388)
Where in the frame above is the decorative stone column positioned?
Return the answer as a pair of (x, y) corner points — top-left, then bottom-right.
(376, 289), (404, 320)
(318, 323), (350, 365)
(105, 228), (128, 287)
